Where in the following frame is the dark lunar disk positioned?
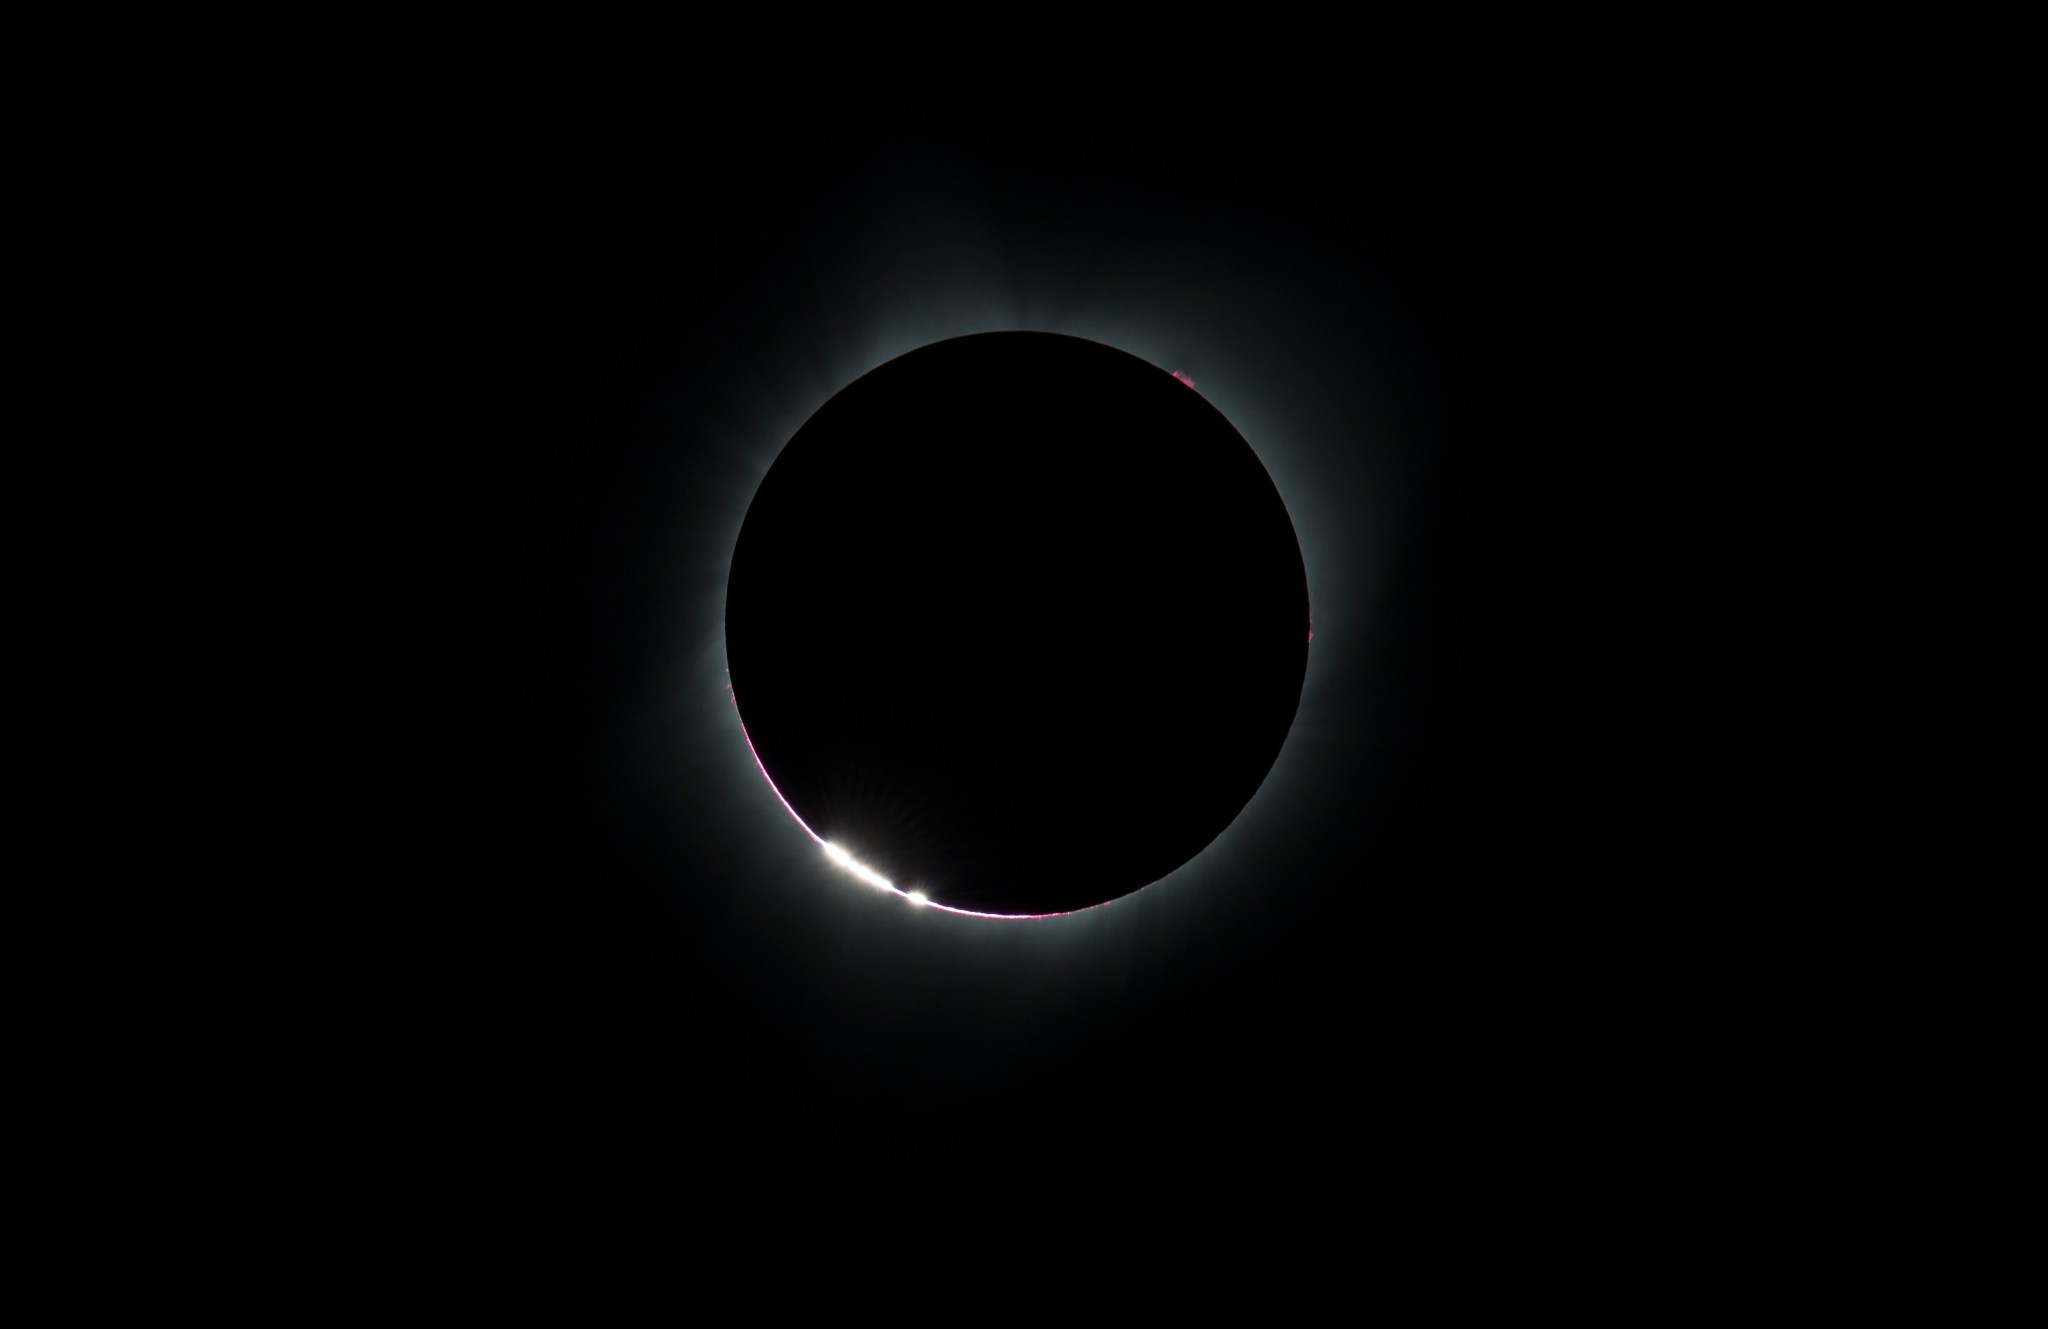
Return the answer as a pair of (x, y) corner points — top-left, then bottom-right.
(725, 332), (1309, 915)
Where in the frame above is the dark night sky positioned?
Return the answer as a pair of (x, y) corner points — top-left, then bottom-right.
(366, 100), (1722, 1185)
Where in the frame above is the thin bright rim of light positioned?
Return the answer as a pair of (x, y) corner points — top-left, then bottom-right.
(715, 321), (1354, 924)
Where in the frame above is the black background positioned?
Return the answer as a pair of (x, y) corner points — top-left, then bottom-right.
(364, 96), (1724, 1188)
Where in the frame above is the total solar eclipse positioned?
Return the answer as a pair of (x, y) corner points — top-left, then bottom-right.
(725, 331), (1310, 917)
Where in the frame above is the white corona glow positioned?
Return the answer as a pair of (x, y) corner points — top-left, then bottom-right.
(698, 203), (1405, 922)
(906, 890), (929, 907)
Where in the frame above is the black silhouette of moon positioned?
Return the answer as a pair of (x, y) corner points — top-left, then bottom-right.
(725, 332), (1309, 916)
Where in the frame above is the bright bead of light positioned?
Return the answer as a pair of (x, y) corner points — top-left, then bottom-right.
(821, 841), (895, 891)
